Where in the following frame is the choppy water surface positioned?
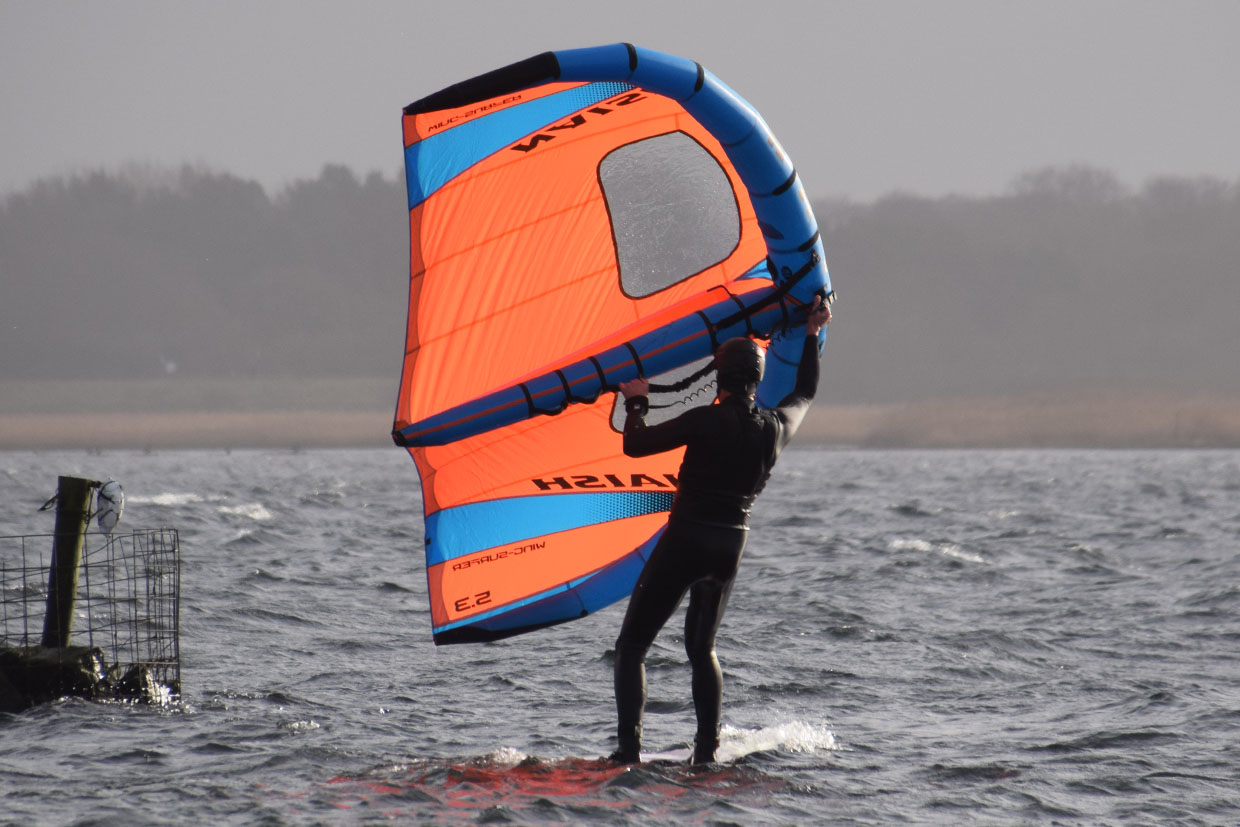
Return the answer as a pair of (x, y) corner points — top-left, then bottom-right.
(2, 449), (1238, 825)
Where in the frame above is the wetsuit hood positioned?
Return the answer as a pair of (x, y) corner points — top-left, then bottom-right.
(715, 337), (764, 396)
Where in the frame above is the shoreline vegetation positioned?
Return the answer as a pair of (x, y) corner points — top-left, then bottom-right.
(3, 378), (1238, 450)
(5, 166), (1238, 453)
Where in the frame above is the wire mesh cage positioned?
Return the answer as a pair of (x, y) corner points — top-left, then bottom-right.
(1, 528), (181, 696)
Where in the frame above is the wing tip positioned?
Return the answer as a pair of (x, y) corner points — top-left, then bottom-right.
(403, 51), (561, 116)
(431, 613), (578, 646)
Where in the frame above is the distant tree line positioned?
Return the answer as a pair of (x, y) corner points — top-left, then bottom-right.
(816, 167), (1240, 401)
(0, 164), (408, 382)
(2, 163), (1237, 402)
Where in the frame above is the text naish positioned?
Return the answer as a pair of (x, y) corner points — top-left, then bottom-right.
(509, 91), (647, 153)
(532, 473), (679, 491)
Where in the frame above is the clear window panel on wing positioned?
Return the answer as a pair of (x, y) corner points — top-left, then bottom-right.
(599, 131), (741, 298)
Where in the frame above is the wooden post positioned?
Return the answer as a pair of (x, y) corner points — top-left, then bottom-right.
(40, 476), (94, 649)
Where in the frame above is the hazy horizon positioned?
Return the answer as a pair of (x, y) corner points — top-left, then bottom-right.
(3, 1), (1239, 202)
(4, 162), (1237, 398)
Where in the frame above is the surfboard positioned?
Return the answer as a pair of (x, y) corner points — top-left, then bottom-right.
(640, 742), (746, 765)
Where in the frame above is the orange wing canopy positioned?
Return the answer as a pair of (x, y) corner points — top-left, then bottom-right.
(394, 44), (831, 643)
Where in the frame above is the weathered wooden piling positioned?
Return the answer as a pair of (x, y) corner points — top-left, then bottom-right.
(40, 476), (95, 649)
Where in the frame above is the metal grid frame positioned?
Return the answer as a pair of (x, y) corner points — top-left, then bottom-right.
(1, 528), (181, 692)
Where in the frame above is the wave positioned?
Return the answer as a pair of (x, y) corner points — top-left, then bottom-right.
(889, 537), (984, 563)
(218, 503), (273, 521)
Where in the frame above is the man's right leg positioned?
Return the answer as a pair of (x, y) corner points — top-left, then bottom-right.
(684, 527), (746, 764)
(685, 578), (734, 764)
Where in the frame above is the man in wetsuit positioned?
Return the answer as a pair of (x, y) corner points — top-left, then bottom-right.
(610, 295), (832, 764)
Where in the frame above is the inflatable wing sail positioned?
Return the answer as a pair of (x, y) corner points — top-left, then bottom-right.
(394, 44), (832, 644)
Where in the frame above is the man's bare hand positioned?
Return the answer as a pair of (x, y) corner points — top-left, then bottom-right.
(806, 294), (833, 336)
(619, 377), (650, 399)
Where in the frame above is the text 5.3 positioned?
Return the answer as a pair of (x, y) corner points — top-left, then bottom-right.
(454, 591), (492, 613)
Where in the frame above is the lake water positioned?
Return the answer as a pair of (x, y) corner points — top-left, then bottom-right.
(2, 448), (1238, 824)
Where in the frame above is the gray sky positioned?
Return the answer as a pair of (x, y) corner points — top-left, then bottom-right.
(3, 0), (1238, 201)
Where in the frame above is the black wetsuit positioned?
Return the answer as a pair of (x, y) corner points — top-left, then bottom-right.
(613, 333), (821, 763)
